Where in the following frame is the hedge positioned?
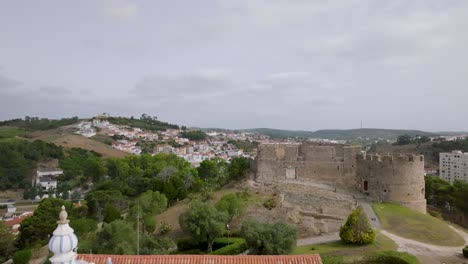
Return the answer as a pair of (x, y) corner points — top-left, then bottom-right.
(463, 246), (468, 258)
(176, 237), (246, 255)
(13, 249), (32, 264)
(364, 251), (420, 264)
(210, 237), (247, 255)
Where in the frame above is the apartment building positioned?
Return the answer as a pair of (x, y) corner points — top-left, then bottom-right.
(439, 151), (468, 184)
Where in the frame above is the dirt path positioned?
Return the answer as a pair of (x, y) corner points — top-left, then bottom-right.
(381, 226), (468, 264)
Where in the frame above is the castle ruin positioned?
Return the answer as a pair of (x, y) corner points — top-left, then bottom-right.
(254, 142), (426, 214)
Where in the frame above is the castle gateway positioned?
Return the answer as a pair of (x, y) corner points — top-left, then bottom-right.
(253, 142), (426, 213)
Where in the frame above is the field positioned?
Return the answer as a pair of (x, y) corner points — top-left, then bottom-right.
(372, 203), (464, 246)
(33, 132), (129, 158)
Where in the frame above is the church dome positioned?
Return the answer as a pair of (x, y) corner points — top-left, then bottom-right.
(48, 205), (79, 264)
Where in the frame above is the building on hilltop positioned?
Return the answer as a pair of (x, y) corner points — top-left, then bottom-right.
(439, 151), (468, 184)
(253, 142), (426, 214)
(47, 206), (323, 264)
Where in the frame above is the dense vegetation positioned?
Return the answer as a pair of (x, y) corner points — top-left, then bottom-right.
(394, 134), (430, 145)
(227, 139), (259, 153)
(339, 208), (376, 245)
(0, 139), (64, 190)
(363, 251), (420, 264)
(180, 130), (207, 141)
(107, 114), (179, 131)
(425, 175), (468, 215)
(0, 116), (79, 131)
(240, 220), (297, 255)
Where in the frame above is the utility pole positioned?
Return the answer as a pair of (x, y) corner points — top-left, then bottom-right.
(137, 199), (140, 255)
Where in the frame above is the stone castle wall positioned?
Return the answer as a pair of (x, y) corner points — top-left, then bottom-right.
(255, 143), (361, 188)
(254, 142), (426, 213)
(356, 153), (426, 213)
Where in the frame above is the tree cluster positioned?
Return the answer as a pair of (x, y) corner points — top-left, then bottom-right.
(0, 139), (64, 190)
(425, 175), (468, 214)
(394, 134), (430, 145)
(180, 130), (207, 141)
(0, 116), (79, 131)
(107, 114), (179, 131)
(240, 220), (297, 255)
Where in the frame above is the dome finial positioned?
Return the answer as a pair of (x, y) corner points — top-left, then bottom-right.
(58, 205), (69, 224)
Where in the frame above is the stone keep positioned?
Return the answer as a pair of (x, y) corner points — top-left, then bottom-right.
(254, 142), (426, 213)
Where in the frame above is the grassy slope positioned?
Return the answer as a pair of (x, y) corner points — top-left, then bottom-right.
(372, 203), (464, 246)
(293, 232), (397, 262)
(34, 132), (129, 158)
(0, 126), (27, 139)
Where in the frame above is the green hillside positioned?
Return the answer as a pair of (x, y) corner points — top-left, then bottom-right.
(247, 128), (437, 140)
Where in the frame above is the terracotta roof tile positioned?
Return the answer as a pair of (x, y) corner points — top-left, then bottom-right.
(78, 254), (322, 264)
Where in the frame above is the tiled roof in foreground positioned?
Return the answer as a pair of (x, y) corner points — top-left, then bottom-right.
(78, 254), (323, 264)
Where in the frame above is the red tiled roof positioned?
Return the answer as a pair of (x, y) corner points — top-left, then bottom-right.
(78, 254), (322, 264)
(3, 212), (33, 227)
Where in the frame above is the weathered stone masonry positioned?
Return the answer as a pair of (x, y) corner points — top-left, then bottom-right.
(254, 142), (426, 213)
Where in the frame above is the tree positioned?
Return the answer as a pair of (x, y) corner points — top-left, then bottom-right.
(228, 157), (250, 180)
(103, 204), (121, 223)
(339, 207), (376, 245)
(95, 220), (137, 254)
(17, 198), (72, 249)
(240, 220), (297, 255)
(395, 134), (412, 145)
(215, 193), (245, 222)
(83, 156), (107, 183)
(179, 200), (228, 252)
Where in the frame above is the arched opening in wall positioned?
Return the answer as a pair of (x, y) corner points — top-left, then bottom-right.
(363, 181), (368, 191)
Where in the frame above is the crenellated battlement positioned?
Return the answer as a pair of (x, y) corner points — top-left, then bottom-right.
(357, 153), (424, 163)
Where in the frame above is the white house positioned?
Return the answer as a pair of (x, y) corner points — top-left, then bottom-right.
(35, 169), (62, 191)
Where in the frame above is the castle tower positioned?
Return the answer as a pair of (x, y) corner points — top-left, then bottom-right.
(48, 206), (79, 264)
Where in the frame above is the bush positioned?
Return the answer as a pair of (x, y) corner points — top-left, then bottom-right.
(263, 197), (278, 210)
(13, 249), (32, 264)
(463, 245), (468, 258)
(240, 220), (297, 255)
(210, 237), (247, 255)
(339, 207), (376, 245)
(159, 221), (172, 235)
(364, 251), (420, 264)
(176, 238), (207, 251)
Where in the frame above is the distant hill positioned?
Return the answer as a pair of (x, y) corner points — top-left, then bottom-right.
(106, 115), (179, 131)
(245, 128), (437, 140)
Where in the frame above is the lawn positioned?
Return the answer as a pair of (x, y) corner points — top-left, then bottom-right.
(293, 232), (397, 261)
(372, 203), (464, 246)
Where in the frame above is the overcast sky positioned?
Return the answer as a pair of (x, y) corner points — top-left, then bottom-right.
(1, 1), (468, 131)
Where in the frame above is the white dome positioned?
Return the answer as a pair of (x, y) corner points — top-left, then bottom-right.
(48, 206), (80, 264)
(48, 230), (78, 254)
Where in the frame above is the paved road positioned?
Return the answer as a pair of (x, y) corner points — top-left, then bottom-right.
(359, 201), (381, 230)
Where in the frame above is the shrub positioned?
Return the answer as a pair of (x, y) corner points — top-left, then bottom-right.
(210, 237), (247, 255)
(364, 250), (420, 264)
(159, 221), (172, 235)
(176, 238), (207, 251)
(463, 245), (468, 258)
(13, 249), (32, 264)
(339, 207), (376, 245)
(263, 197), (278, 210)
(240, 220), (297, 255)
